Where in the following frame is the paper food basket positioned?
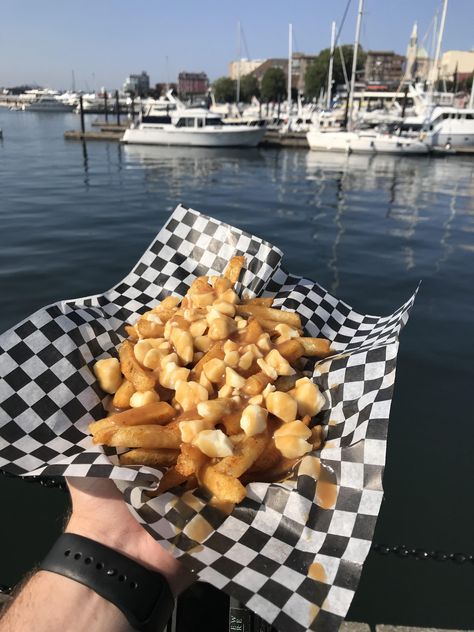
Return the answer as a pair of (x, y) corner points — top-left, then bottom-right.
(0, 205), (416, 631)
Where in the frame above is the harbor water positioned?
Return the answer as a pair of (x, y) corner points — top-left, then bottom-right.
(0, 110), (473, 628)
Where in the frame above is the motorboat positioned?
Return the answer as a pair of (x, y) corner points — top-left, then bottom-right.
(306, 128), (429, 154)
(122, 91), (266, 147)
(23, 95), (74, 112)
(403, 105), (474, 149)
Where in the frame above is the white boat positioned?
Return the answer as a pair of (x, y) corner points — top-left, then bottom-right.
(23, 95), (74, 112)
(122, 92), (266, 147)
(306, 0), (429, 156)
(307, 128), (429, 154)
(403, 104), (474, 150)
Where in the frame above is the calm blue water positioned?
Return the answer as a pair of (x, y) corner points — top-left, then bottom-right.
(0, 110), (473, 627)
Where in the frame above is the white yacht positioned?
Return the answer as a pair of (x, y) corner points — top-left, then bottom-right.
(23, 93), (74, 112)
(122, 92), (266, 147)
(403, 104), (474, 150)
(306, 0), (429, 156)
(307, 128), (429, 154)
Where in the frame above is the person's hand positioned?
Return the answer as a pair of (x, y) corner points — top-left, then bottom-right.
(65, 477), (194, 596)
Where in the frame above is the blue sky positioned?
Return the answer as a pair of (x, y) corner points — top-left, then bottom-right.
(1, 0), (473, 90)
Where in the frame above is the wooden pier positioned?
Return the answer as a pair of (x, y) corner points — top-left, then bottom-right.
(64, 130), (124, 141)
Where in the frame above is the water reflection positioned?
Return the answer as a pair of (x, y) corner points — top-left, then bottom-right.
(122, 144), (263, 185)
(305, 151), (474, 277)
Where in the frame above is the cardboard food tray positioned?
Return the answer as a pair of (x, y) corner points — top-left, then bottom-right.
(0, 205), (415, 631)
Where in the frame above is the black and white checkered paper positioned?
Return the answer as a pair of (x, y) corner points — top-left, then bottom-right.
(0, 205), (415, 631)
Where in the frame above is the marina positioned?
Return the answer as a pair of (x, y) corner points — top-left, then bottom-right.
(0, 109), (473, 630)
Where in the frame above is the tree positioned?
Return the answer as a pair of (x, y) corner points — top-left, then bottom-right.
(261, 67), (287, 102)
(213, 77), (236, 103)
(239, 74), (260, 102)
(305, 45), (366, 101)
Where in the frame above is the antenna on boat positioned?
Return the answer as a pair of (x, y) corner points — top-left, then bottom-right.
(165, 55), (170, 92)
(236, 21), (241, 104)
(347, 0), (364, 130)
(327, 21), (336, 109)
(287, 23), (293, 115)
(429, 0), (448, 98)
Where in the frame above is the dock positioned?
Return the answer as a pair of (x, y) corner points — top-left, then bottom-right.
(64, 130), (124, 141)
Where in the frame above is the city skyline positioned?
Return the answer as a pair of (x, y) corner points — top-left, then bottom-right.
(1, 0), (473, 90)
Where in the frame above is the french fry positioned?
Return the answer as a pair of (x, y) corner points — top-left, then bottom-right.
(136, 319), (165, 339)
(243, 371), (272, 396)
(300, 338), (332, 358)
(246, 439), (282, 473)
(176, 444), (208, 477)
(199, 465), (247, 503)
(97, 424), (181, 449)
(119, 340), (155, 392)
(214, 431), (269, 478)
(154, 295), (181, 312)
(190, 340), (225, 381)
(124, 325), (139, 341)
(242, 297), (274, 307)
(258, 319), (283, 332)
(223, 255), (245, 285)
(119, 448), (179, 467)
(90, 402), (176, 435)
(112, 379), (135, 409)
(235, 304), (302, 329)
(241, 318), (263, 343)
(156, 466), (188, 494)
(276, 339), (305, 363)
(219, 411), (242, 436)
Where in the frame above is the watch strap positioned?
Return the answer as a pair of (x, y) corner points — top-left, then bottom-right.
(39, 533), (174, 631)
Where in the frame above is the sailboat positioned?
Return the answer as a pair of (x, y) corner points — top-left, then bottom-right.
(307, 0), (430, 155)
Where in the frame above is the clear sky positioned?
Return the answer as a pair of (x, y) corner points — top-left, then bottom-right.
(1, 0), (473, 90)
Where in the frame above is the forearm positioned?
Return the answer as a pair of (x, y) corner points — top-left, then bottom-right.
(0, 571), (132, 632)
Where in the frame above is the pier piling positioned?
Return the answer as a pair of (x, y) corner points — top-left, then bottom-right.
(115, 90), (120, 126)
(79, 96), (85, 134)
(104, 92), (108, 123)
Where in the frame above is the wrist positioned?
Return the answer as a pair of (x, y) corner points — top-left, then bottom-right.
(65, 514), (193, 597)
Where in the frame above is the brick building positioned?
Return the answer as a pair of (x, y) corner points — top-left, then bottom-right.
(364, 51), (406, 89)
(178, 72), (209, 98)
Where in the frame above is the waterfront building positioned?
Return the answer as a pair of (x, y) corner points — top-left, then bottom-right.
(364, 51), (406, 89)
(178, 72), (209, 99)
(123, 71), (150, 97)
(228, 59), (266, 80)
(250, 54), (316, 94)
(439, 50), (474, 82)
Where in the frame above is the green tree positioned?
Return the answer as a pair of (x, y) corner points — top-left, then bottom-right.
(261, 67), (287, 102)
(305, 45), (366, 100)
(213, 77), (236, 103)
(239, 74), (260, 102)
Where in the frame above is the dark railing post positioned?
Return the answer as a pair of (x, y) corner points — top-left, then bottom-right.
(115, 90), (120, 126)
(79, 95), (85, 134)
(130, 95), (135, 120)
(104, 92), (108, 123)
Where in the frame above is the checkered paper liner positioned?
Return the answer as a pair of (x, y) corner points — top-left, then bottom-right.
(0, 205), (415, 631)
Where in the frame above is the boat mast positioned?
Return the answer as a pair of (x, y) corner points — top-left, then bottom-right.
(347, 0), (364, 130)
(326, 21), (336, 109)
(287, 23), (293, 114)
(236, 21), (241, 104)
(429, 0), (448, 95)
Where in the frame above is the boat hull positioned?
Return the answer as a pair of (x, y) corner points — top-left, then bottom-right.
(307, 130), (429, 154)
(121, 125), (266, 147)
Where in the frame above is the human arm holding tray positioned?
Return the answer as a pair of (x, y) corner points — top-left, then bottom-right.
(0, 477), (194, 632)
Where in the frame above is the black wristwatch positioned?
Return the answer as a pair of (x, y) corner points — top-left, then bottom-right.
(39, 533), (174, 631)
